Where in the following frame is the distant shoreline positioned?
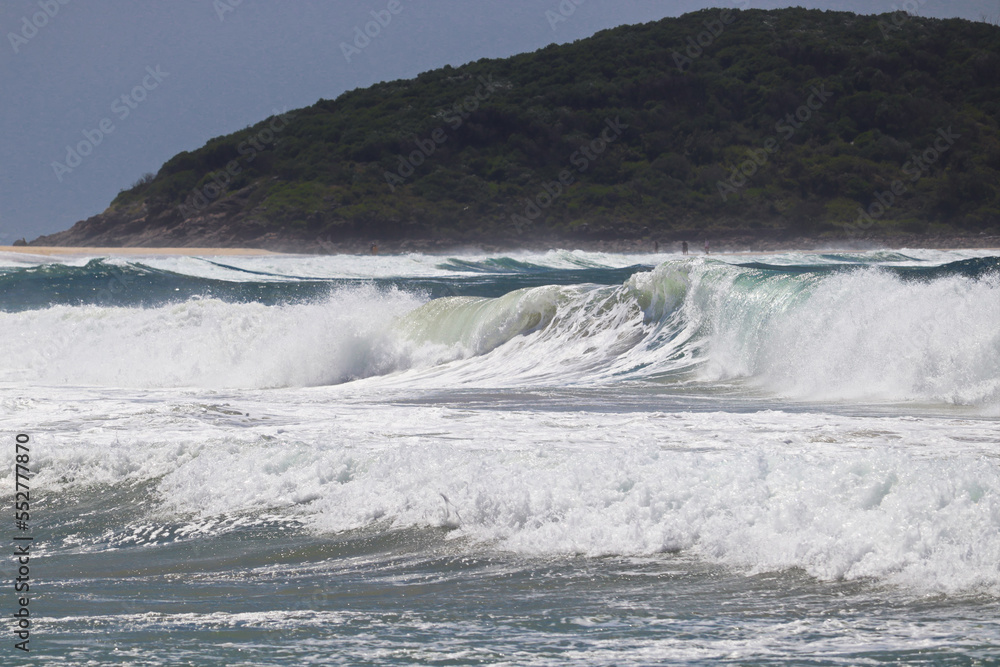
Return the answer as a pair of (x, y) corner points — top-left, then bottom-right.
(1, 246), (282, 257)
(5, 233), (1000, 258)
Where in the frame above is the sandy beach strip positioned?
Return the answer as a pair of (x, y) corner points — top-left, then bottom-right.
(0, 246), (283, 257)
(2, 243), (996, 259)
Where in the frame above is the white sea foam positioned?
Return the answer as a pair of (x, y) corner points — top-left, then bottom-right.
(11, 391), (999, 596)
(0, 286), (433, 387)
(693, 264), (1000, 406)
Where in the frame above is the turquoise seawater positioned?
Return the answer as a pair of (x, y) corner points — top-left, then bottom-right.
(1, 248), (998, 665)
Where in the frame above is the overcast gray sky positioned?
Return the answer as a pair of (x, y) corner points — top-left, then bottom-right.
(1, 0), (996, 242)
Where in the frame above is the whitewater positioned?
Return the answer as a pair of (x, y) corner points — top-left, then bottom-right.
(1, 248), (997, 665)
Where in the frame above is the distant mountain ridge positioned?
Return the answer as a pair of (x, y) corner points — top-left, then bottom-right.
(32, 8), (1000, 250)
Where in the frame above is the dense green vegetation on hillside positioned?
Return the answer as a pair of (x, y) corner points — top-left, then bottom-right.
(115, 8), (1000, 243)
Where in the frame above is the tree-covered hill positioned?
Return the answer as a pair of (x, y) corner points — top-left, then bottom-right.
(34, 8), (1000, 249)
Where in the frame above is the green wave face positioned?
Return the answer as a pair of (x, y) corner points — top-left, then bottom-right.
(395, 287), (564, 354)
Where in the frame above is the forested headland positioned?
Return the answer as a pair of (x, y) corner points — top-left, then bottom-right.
(33, 8), (1000, 251)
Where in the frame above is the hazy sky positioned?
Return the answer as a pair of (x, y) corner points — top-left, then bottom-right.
(1, 0), (996, 241)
